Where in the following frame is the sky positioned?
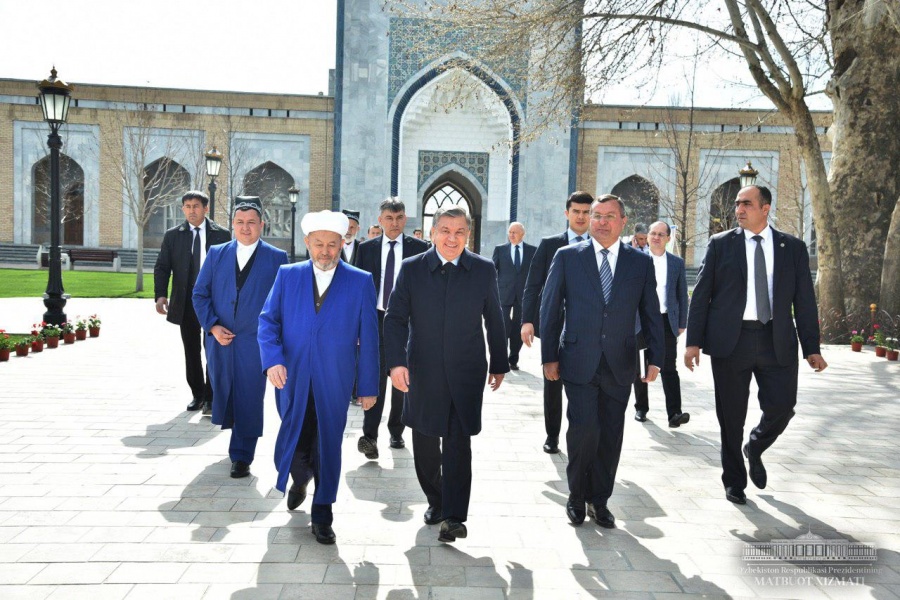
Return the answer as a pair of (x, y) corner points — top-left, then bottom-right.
(0, 0), (831, 110)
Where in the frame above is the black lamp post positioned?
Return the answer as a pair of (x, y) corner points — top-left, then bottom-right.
(739, 161), (759, 187)
(288, 186), (299, 262)
(205, 147), (223, 220)
(37, 67), (74, 326)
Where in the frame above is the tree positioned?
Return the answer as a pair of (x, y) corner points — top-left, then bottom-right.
(95, 93), (204, 291)
(403, 0), (900, 322)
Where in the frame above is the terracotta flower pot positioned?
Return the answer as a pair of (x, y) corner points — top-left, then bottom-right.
(15, 345), (29, 357)
(31, 340), (44, 353)
(75, 330), (87, 341)
(875, 346), (887, 357)
(45, 335), (59, 348)
(0, 348), (9, 361)
(851, 342), (862, 352)
(63, 333), (76, 344)
(887, 349), (899, 361)
(89, 327), (100, 338)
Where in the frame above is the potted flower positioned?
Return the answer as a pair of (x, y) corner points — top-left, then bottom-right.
(873, 324), (887, 357)
(850, 330), (864, 352)
(0, 330), (11, 362)
(61, 321), (76, 344)
(30, 330), (44, 353)
(41, 322), (61, 348)
(886, 338), (899, 362)
(88, 314), (101, 337)
(14, 338), (29, 357)
(74, 317), (88, 341)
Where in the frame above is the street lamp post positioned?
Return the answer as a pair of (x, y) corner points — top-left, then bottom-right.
(205, 147), (223, 220)
(288, 186), (299, 262)
(739, 161), (759, 187)
(37, 67), (74, 326)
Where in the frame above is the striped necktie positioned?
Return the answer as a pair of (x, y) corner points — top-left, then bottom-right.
(599, 248), (612, 303)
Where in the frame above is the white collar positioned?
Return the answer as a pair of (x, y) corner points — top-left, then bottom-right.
(591, 238), (619, 257)
(743, 225), (772, 241)
(382, 234), (402, 247)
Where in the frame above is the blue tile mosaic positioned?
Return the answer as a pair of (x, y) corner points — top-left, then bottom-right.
(418, 150), (489, 191)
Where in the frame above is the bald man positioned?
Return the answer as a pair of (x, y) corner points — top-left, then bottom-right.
(492, 222), (536, 370)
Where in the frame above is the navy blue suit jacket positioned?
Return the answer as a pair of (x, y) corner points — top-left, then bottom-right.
(383, 248), (510, 437)
(686, 227), (820, 365)
(492, 241), (536, 306)
(540, 241), (665, 387)
(522, 232), (569, 337)
(659, 252), (689, 336)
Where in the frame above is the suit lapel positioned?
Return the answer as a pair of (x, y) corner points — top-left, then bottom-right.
(608, 242), (633, 306)
(577, 242), (603, 300)
(732, 229), (748, 284)
(771, 227), (785, 299)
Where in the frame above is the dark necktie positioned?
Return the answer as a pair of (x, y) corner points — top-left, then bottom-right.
(383, 240), (397, 308)
(514, 244), (521, 272)
(599, 248), (612, 303)
(753, 235), (771, 323)
(573, 235), (584, 244)
(191, 227), (201, 282)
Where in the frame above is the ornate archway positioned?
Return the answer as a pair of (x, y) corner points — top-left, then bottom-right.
(243, 161), (295, 250)
(32, 154), (85, 246)
(611, 174), (661, 229)
(422, 176), (481, 252)
(709, 178), (742, 236)
(142, 158), (191, 249)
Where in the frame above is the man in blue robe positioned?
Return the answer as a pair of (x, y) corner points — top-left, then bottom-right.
(193, 196), (288, 478)
(259, 210), (379, 545)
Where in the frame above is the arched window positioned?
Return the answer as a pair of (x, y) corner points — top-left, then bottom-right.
(710, 178), (742, 236)
(243, 161), (295, 240)
(422, 183), (471, 241)
(32, 154), (85, 246)
(143, 158), (192, 249)
(610, 175), (660, 230)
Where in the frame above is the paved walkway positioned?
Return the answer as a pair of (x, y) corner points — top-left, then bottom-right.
(0, 296), (898, 599)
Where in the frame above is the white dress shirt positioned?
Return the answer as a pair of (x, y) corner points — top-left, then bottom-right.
(343, 240), (355, 262)
(236, 239), (259, 271)
(566, 228), (587, 245)
(378, 235), (403, 311)
(436, 250), (460, 266)
(742, 225), (775, 321)
(651, 251), (668, 313)
(509, 243), (522, 263)
(313, 263), (337, 294)
(591, 238), (619, 276)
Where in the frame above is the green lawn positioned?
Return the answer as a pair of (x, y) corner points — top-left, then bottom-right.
(0, 269), (157, 299)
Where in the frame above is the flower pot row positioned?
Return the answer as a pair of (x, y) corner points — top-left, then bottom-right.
(851, 342), (899, 361)
(0, 319), (101, 362)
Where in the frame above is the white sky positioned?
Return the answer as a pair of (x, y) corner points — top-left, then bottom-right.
(0, 0), (830, 110)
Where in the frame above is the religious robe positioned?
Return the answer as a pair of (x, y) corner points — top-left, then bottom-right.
(258, 261), (379, 501)
(193, 240), (288, 438)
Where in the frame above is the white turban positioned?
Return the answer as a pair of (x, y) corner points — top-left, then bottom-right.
(301, 210), (349, 237)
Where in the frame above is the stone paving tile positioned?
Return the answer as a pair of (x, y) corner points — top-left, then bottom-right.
(1, 297), (898, 599)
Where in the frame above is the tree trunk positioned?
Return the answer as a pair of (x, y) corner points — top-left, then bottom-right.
(789, 102), (845, 322)
(135, 228), (145, 293)
(880, 196), (900, 316)
(827, 0), (900, 315)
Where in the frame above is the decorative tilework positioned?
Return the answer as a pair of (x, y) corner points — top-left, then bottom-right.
(418, 150), (489, 191)
(388, 17), (528, 110)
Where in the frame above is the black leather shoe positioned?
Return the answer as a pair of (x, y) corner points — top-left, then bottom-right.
(230, 460), (251, 479)
(389, 435), (405, 449)
(509, 363), (519, 371)
(424, 505), (443, 525)
(725, 487), (747, 504)
(186, 397), (202, 411)
(566, 499), (586, 525)
(543, 436), (560, 454)
(438, 518), (467, 543)
(311, 523), (336, 544)
(587, 503), (616, 529)
(744, 443), (767, 489)
(287, 480), (308, 510)
(634, 410), (647, 422)
(668, 412), (690, 428)
(201, 401), (212, 416)
(357, 435), (378, 459)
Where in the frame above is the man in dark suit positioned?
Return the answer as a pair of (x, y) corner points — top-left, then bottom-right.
(492, 222), (535, 370)
(521, 191), (592, 453)
(633, 221), (690, 427)
(341, 209), (361, 264)
(685, 185), (827, 505)
(384, 206), (509, 543)
(541, 194), (664, 529)
(154, 190), (231, 413)
(353, 198), (428, 458)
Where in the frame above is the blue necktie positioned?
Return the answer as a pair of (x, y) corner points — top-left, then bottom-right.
(514, 245), (521, 272)
(573, 235), (584, 244)
(383, 240), (397, 308)
(599, 248), (612, 303)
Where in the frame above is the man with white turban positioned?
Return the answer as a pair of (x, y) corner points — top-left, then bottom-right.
(259, 210), (380, 544)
